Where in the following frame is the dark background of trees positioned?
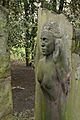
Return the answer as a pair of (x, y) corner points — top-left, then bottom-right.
(0, 0), (80, 66)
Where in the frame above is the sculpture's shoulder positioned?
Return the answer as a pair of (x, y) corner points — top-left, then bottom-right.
(38, 57), (45, 66)
(37, 57), (45, 73)
(37, 57), (45, 80)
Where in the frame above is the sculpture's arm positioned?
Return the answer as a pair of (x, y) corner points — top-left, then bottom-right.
(54, 38), (71, 95)
(53, 38), (61, 63)
(40, 81), (58, 101)
(62, 72), (71, 95)
(56, 67), (71, 95)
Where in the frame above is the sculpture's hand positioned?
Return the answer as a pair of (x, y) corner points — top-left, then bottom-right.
(40, 80), (58, 101)
(38, 78), (42, 84)
(53, 39), (61, 63)
(61, 72), (71, 95)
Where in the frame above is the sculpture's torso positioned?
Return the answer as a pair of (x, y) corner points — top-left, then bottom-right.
(37, 58), (62, 120)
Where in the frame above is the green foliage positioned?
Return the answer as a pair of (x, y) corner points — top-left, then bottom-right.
(8, 1), (25, 48)
(6, 1), (26, 61)
(0, 0), (80, 64)
(14, 109), (34, 120)
(10, 47), (25, 61)
(72, 41), (80, 55)
(8, 0), (37, 65)
(62, 0), (80, 26)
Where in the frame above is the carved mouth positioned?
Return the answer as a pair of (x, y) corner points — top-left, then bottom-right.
(42, 48), (46, 53)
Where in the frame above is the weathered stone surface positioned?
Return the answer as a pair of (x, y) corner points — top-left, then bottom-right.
(0, 78), (13, 118)
(71, 54), (80, 120)
(0, 55), (10, 79)
(0, 6), (10, 79)
(2, 114), (16, 120)
(0, 6), (14, 120)
(69, 28), (80, 120)
(0, 7), (8, 55)
(35, 8), (73, 120)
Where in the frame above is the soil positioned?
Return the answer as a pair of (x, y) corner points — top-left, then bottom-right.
(11, 60), (35, 113)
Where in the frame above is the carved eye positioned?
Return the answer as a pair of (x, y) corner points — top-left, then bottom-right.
(41, 37), (47, 41)
(48, 27), (52, 30)
(43, 38), (46, 40)
(42, 38), (48, 42)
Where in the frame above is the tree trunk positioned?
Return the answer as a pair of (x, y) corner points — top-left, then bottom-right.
(58, 0), (64, 13)
(52, 0), (57, 12)
(24, 0), (31, 66)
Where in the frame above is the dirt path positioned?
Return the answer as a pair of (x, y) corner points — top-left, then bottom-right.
(11, 60), (35, 113)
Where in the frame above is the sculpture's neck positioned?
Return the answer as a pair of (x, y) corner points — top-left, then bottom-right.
(45, 54), (53, 62)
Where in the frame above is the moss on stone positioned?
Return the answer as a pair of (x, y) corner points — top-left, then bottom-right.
(0, 55), (10, 79)
(3, 114), (16, 120)
(0, 80), (13, 118)
(0, 6), (13, 120)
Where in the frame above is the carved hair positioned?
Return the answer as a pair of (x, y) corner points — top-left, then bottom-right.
(42, 21), (62, 38)
(42, 21), (63, 63)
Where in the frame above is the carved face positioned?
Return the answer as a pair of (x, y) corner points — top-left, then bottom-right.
(41, 31), (55, 56)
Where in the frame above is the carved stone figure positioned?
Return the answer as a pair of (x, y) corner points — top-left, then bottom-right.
(36, 21), (70, 120)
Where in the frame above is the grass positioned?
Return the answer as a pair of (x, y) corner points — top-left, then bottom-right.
(14, 109), (34, 120)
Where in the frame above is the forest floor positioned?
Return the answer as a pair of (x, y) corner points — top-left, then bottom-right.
(11, 60), (35, 120)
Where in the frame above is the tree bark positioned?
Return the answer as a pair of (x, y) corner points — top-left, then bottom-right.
(58, 0), (64, 13)
(52, 0), (57, 12)
(24, 0), (31, 66)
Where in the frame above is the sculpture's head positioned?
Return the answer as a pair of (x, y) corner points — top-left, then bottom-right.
(41, 21), (61, 57)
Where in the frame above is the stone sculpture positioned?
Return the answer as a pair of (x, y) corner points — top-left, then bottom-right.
(0, 5), (13, 120)
(36, 21), (71, 120)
